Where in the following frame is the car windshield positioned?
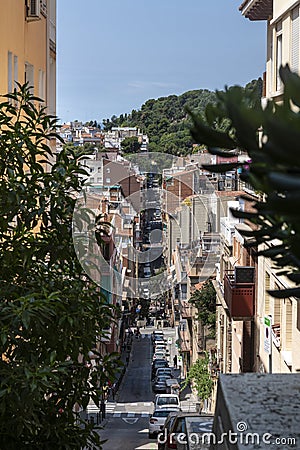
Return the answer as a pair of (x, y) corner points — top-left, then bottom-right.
(157, 397), (179, 406)
(185, 417), (214, 449)
(185, 417), (214, 434)
(157, 375), (171, 380)
(153, 410), (175, 418)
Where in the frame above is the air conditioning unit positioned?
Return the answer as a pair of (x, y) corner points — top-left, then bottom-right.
(235, 266), (255, 283)
(27, 0), (41, 20)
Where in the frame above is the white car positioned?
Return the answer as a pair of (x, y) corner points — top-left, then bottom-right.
(154, 394), (181, 410)
(148, 408), (180, 438)
(153, 350), (167, 361)
(155, 344), (169, 355)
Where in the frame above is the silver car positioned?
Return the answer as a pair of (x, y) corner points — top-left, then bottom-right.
(148, 408), (180, 439)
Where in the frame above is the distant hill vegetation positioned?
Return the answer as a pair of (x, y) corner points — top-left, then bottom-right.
(102, 79), (262, 156)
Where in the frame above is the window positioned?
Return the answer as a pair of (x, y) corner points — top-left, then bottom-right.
(8, 52), (12, 93)
(291, 7), (300, 73)
(25, 62), (34, 94)
(106, 178), (111, 183)
(275, 22), (283, 91)
(38, 69), (45, 102)
(106, 168), (110, 173)
(13, 55), (18, 90)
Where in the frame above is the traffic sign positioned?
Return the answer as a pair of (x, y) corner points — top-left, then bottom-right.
(264, 315), (272, 355)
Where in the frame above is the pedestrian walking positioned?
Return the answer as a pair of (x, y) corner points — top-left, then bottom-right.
(173, 354), (178, 369)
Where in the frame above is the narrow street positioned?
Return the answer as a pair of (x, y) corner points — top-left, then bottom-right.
(99, 326), (197, 449)
(100, 331), (157, 450)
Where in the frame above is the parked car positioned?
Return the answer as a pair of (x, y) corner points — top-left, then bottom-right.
(152, 374), (172, 393)
(153, 334), (166, 342)
(148, 408), (180, 439)
(166, 413), (214, 449)
(153, 351), (167, 361)
(155, 344), (170, 355)
(154, 394), (181, 411)
(152, 358), (169, 368)
(155, 367), (173, 379)
(153, 335), (167, 347)
(153, 380), (168, 394)
(152, 330), (164, 340)
(151, 360), (169, 379)
(157, 411), (179, 450)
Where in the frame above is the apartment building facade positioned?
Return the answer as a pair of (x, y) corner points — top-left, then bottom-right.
(0, 0), (56, 115)
(239, 0), (300, 374)
(240, 0), (300, 102)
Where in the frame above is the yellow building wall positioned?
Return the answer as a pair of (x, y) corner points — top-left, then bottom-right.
(0, 0), (47, 100)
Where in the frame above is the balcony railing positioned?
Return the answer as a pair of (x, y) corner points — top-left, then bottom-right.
(224, 270), (255, 319)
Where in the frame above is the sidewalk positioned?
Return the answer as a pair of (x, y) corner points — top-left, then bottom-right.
(81, 333), (134, 427)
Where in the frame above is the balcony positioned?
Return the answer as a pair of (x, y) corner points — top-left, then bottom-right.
(224, 269), (255, 319)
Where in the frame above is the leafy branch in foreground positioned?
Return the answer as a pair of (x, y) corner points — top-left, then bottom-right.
(0, 84), (119, 449)
(188, 65), (300, 298)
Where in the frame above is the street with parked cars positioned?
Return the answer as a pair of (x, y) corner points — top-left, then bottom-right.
(93, 325), (213, 449)
(91, 174), (213, 448)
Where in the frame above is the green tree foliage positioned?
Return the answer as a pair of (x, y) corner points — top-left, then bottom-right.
(121, 136), (141, 154)
(103, 89), (218, 155)
(189, 280), (216, 332)
(189, 66), (300, 298)
(102, 81), (261, 156)
(182, 354), (213, 400)
(0, 85), (120, 449)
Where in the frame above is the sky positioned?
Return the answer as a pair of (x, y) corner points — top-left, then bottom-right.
(57, 0), (266, 125)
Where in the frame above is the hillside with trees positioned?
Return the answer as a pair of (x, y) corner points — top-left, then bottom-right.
(102, 79), (262, 156)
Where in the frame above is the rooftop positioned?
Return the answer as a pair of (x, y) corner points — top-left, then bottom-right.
(239, 0), (273, 21)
